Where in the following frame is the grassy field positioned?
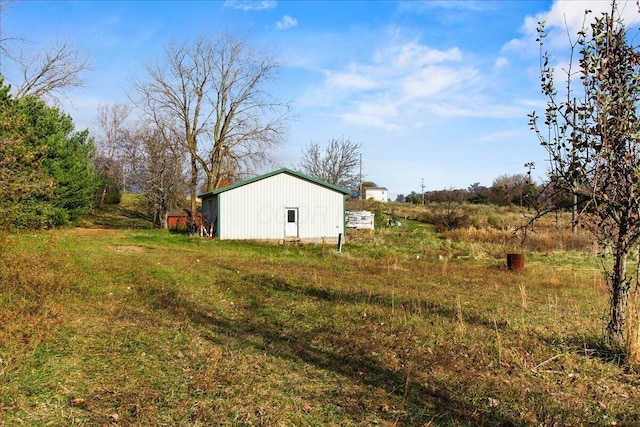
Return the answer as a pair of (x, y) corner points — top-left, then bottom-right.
(1, 200), (639, 426)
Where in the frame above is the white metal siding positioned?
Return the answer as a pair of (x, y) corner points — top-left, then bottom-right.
(217, 173), (344, 241)
(364, 188), (388, 202)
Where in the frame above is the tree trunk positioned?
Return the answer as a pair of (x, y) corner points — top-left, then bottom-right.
(99, 186), (107, 208)
(160, 208), (168, 230)
(206, 143), (223, 192)
(153, 209), (161, 228)
(607, 244), (631, 349)
(206, 171), (217, 193)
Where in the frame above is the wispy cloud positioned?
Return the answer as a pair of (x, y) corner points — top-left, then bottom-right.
(503, 0), (640, 56)
(341, 98), (402, 132)
(425, 99), (526, 119)
(306, 39), (492, 130)
(276, 15), (297, 30)
(493, 57), (509, 70)
(399, 65), (476, 100)
(399, 0), (497, 13)
(224, 0), (276, 12)
(323, 70), (378, 91)
(376, 43), (462, 68)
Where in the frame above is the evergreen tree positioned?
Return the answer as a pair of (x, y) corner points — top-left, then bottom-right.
(0, 82), (53, 228)
(0, 79), (99, 228)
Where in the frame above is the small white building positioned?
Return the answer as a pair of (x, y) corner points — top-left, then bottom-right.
(198, 168), (350, 242)
(363, 187), (388, 203)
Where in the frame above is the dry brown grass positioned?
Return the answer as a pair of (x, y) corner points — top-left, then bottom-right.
(359, 200), (594, 254)
(1, 205), (638, 426)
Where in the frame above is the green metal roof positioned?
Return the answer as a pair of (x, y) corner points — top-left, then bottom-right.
(198, 168), (351, 198)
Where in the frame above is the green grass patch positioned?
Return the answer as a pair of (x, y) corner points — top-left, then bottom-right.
(1, 209), (638, 426)
(81, 194), (154, 229)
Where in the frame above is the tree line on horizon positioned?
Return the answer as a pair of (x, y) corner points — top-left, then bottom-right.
(396, 173), (541, 208)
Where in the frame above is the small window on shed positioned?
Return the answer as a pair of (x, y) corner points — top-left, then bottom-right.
(287, 209), (296, 223)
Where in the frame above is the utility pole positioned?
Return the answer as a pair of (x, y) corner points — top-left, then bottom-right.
(359, 153), (363, 200)
(421, 178), (425, 205)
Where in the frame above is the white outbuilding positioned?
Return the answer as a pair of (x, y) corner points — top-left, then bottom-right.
(363, 187), (388, 203)
(198, 168), (351, 242)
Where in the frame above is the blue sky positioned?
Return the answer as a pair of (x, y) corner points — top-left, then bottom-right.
(2, 0), (639, 198)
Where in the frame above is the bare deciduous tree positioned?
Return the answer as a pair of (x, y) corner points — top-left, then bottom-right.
(489, 173), (537, 207)
(91, 102), (188, 227)
(529, 2), (640, 360)
(0, 2), (90, 103)
(12, 41), (90, 102)
(135, 34), (289, 225)
(0, 0), (16, 60)
(93, 103), (132, 206)
(125, 124), (187, 229)
(299, 137), (361, 190)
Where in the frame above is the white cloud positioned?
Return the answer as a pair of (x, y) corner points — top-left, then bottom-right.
(504, 0), (640, 55)
(426, 101), (525, 119)
(314, 40), (483, 129)
(398, 0), (495, 13)
(324, 70), (378, 90)
(295, 17), (544, 134)
(372, 42), (470, 100)
(493, 57), (509, 70)
(224, 0), (277, 12)
(340, 97), (402, 131)
(400, 65), (477, 99)
(376, 42), (462, 68)
(400, 45), (461, 67)
(276, 15), (297, 30)
(543, 0), (639, 38)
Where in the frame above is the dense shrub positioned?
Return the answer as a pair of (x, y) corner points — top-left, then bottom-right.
(11, 198), (69, 229)
(0, 80), (99, 229)
(422, 202), (472, 231)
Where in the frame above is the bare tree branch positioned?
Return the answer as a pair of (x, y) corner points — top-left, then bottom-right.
(1, 2), (90, 102)
(0, 0), (21, 61)
(13, 41), (90, 103)
(530, 2), (640, 356)
(127, 123), (187, 229)
(300, 137), (361, 189)
(134, 33), (289, 222)
(93, 103), (132, 206)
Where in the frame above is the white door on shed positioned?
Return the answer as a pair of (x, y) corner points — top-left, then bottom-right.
(285, 208), (298, 238)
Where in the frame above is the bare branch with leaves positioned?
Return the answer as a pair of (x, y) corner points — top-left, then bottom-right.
(529, 1), (640, 358)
